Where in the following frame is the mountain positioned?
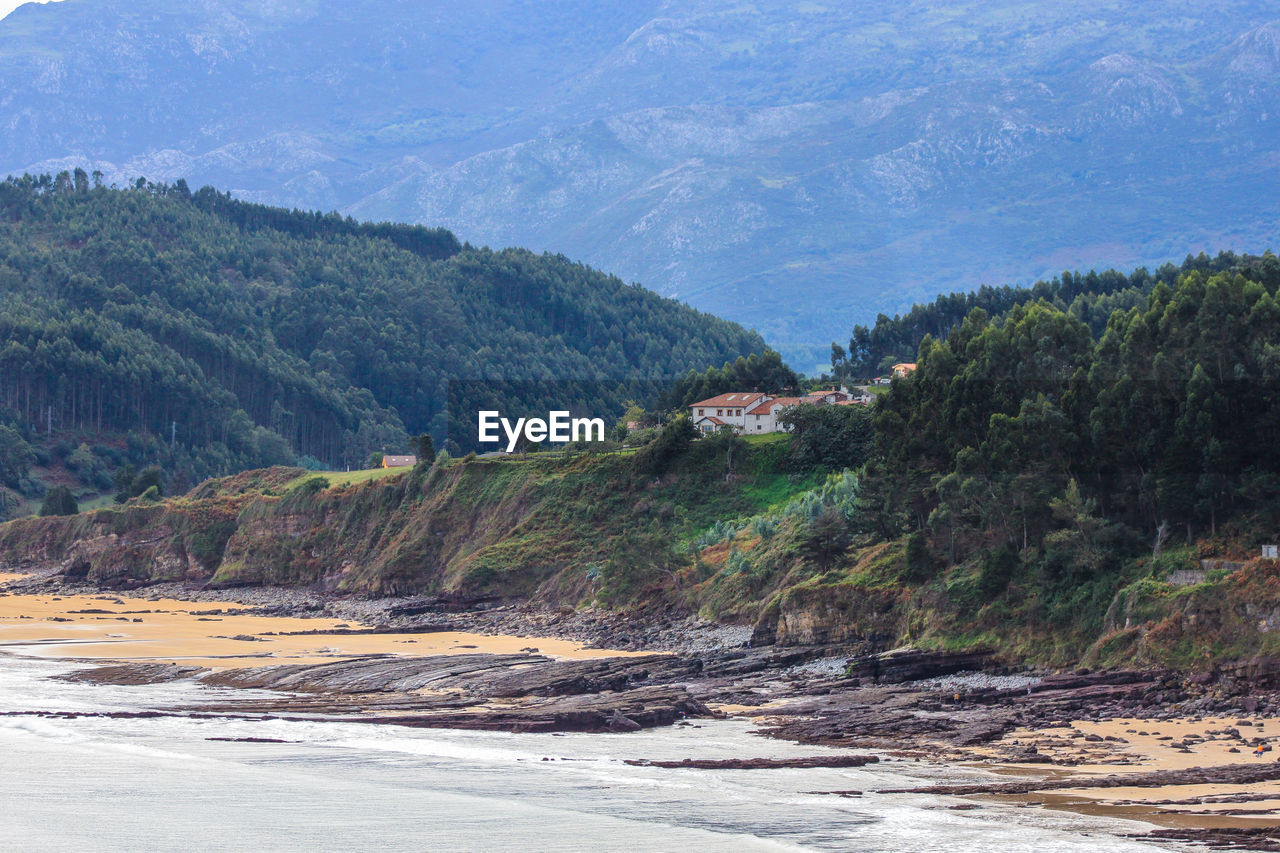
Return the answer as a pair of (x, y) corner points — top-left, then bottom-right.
(0, 177), (765, 513)
(1, 0), (1278, 369)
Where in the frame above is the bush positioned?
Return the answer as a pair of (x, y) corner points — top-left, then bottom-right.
(632, 416), (698, 476)
(978, 545), (1018, 596)
(904, 531), (933, 583)
(39, 485), (79, 516)
(67, 443), (96, 474)
(777, 403), (874, 471)
(293, 475), (331, 494)
(116, 465), (163, 503)
(751, 516), (779, 540)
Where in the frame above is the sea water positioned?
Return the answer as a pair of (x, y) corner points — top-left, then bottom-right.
(0, 656), (1178, 852)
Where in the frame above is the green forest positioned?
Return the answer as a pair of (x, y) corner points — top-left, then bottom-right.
(831, 251), (1279, 379)
(848, 258), (1280, 637)
(0, 172), (765, 516)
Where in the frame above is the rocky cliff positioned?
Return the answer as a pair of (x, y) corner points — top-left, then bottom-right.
(0, 445), (801, 606)
(8, 451), (1280, 673)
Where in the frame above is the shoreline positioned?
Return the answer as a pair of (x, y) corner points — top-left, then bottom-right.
(5, 569), (1280, 848)
(0, 572), (649, 669)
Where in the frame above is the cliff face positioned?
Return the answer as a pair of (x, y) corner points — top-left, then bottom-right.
(0, 463), (572, 598)
(0, 447), (797, 605)
(0, 467), (301, 588)
(9, 453), (1280, 674)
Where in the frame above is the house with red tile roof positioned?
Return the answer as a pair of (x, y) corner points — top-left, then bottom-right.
(689, 392), (770, 434)
(689, 388), (863, 434)
(740, 396), (804, 433)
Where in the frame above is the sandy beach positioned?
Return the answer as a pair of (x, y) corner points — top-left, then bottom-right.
(0, 572), (646, 668)
(967, 716), (1280, 832)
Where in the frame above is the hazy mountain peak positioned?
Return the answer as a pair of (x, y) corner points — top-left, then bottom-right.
(1227, 20), (1280, 78)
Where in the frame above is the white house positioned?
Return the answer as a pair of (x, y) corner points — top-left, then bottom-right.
(690, 389), (873, 435)
(689, 392), (770, 434)
(743, 396), (804, 433)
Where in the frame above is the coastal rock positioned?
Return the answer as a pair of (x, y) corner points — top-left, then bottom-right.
(61, 663), (208, 685)
(877, 763), (1280, 796)
(624, 755), (879, 770)
(608, 711), (642, 732)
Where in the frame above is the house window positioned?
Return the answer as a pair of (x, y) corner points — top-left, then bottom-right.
(698, 408), (704, 416)
(717, 409), (723, 416)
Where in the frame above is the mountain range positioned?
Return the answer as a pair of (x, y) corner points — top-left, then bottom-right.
(2, 0), (1278, 369)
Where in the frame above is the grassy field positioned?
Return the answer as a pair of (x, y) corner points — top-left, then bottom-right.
(286, 466), (408, 490)
(76, 493), (119, 512)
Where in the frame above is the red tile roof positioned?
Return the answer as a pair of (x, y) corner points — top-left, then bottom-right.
(746, 396), (803, 414)
(689, 392), (769, 409)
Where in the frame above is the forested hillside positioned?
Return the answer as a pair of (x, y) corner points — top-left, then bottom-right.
(832, 252), (1279, 378)
(0, 174), (765, 516)
(675, 260), (1280, 662)
(842, 259), (1280, 644)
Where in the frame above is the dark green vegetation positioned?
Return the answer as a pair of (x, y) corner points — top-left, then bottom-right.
(669, 260), (1280, 669)
(0, 176), (764, 516)
(833, 258), (1280, 665)
(38, 485), (77, 517)
(658, 350), (799, 410)
(777, 404), (874, 473)
(832, 252), (1278, 378)
(869, 260), (1280, 547)
(4, 1), (1278, 368)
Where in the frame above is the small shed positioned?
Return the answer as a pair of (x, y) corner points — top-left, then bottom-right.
(382, 455), (418, 468)
(1263, 545), (1280, 559)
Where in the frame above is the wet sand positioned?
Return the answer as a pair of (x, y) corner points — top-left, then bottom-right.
(967, 716), (1280, 832)
(0, 573), (645, 667)
(1001, 716), (1280, 772)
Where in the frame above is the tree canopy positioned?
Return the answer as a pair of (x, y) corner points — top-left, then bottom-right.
(0, 173), (767, 487)
(863, 260), (1280, 580)
(833, 252), (1280, 378)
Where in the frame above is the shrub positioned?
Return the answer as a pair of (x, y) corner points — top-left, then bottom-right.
(39, 485), (78, 516)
